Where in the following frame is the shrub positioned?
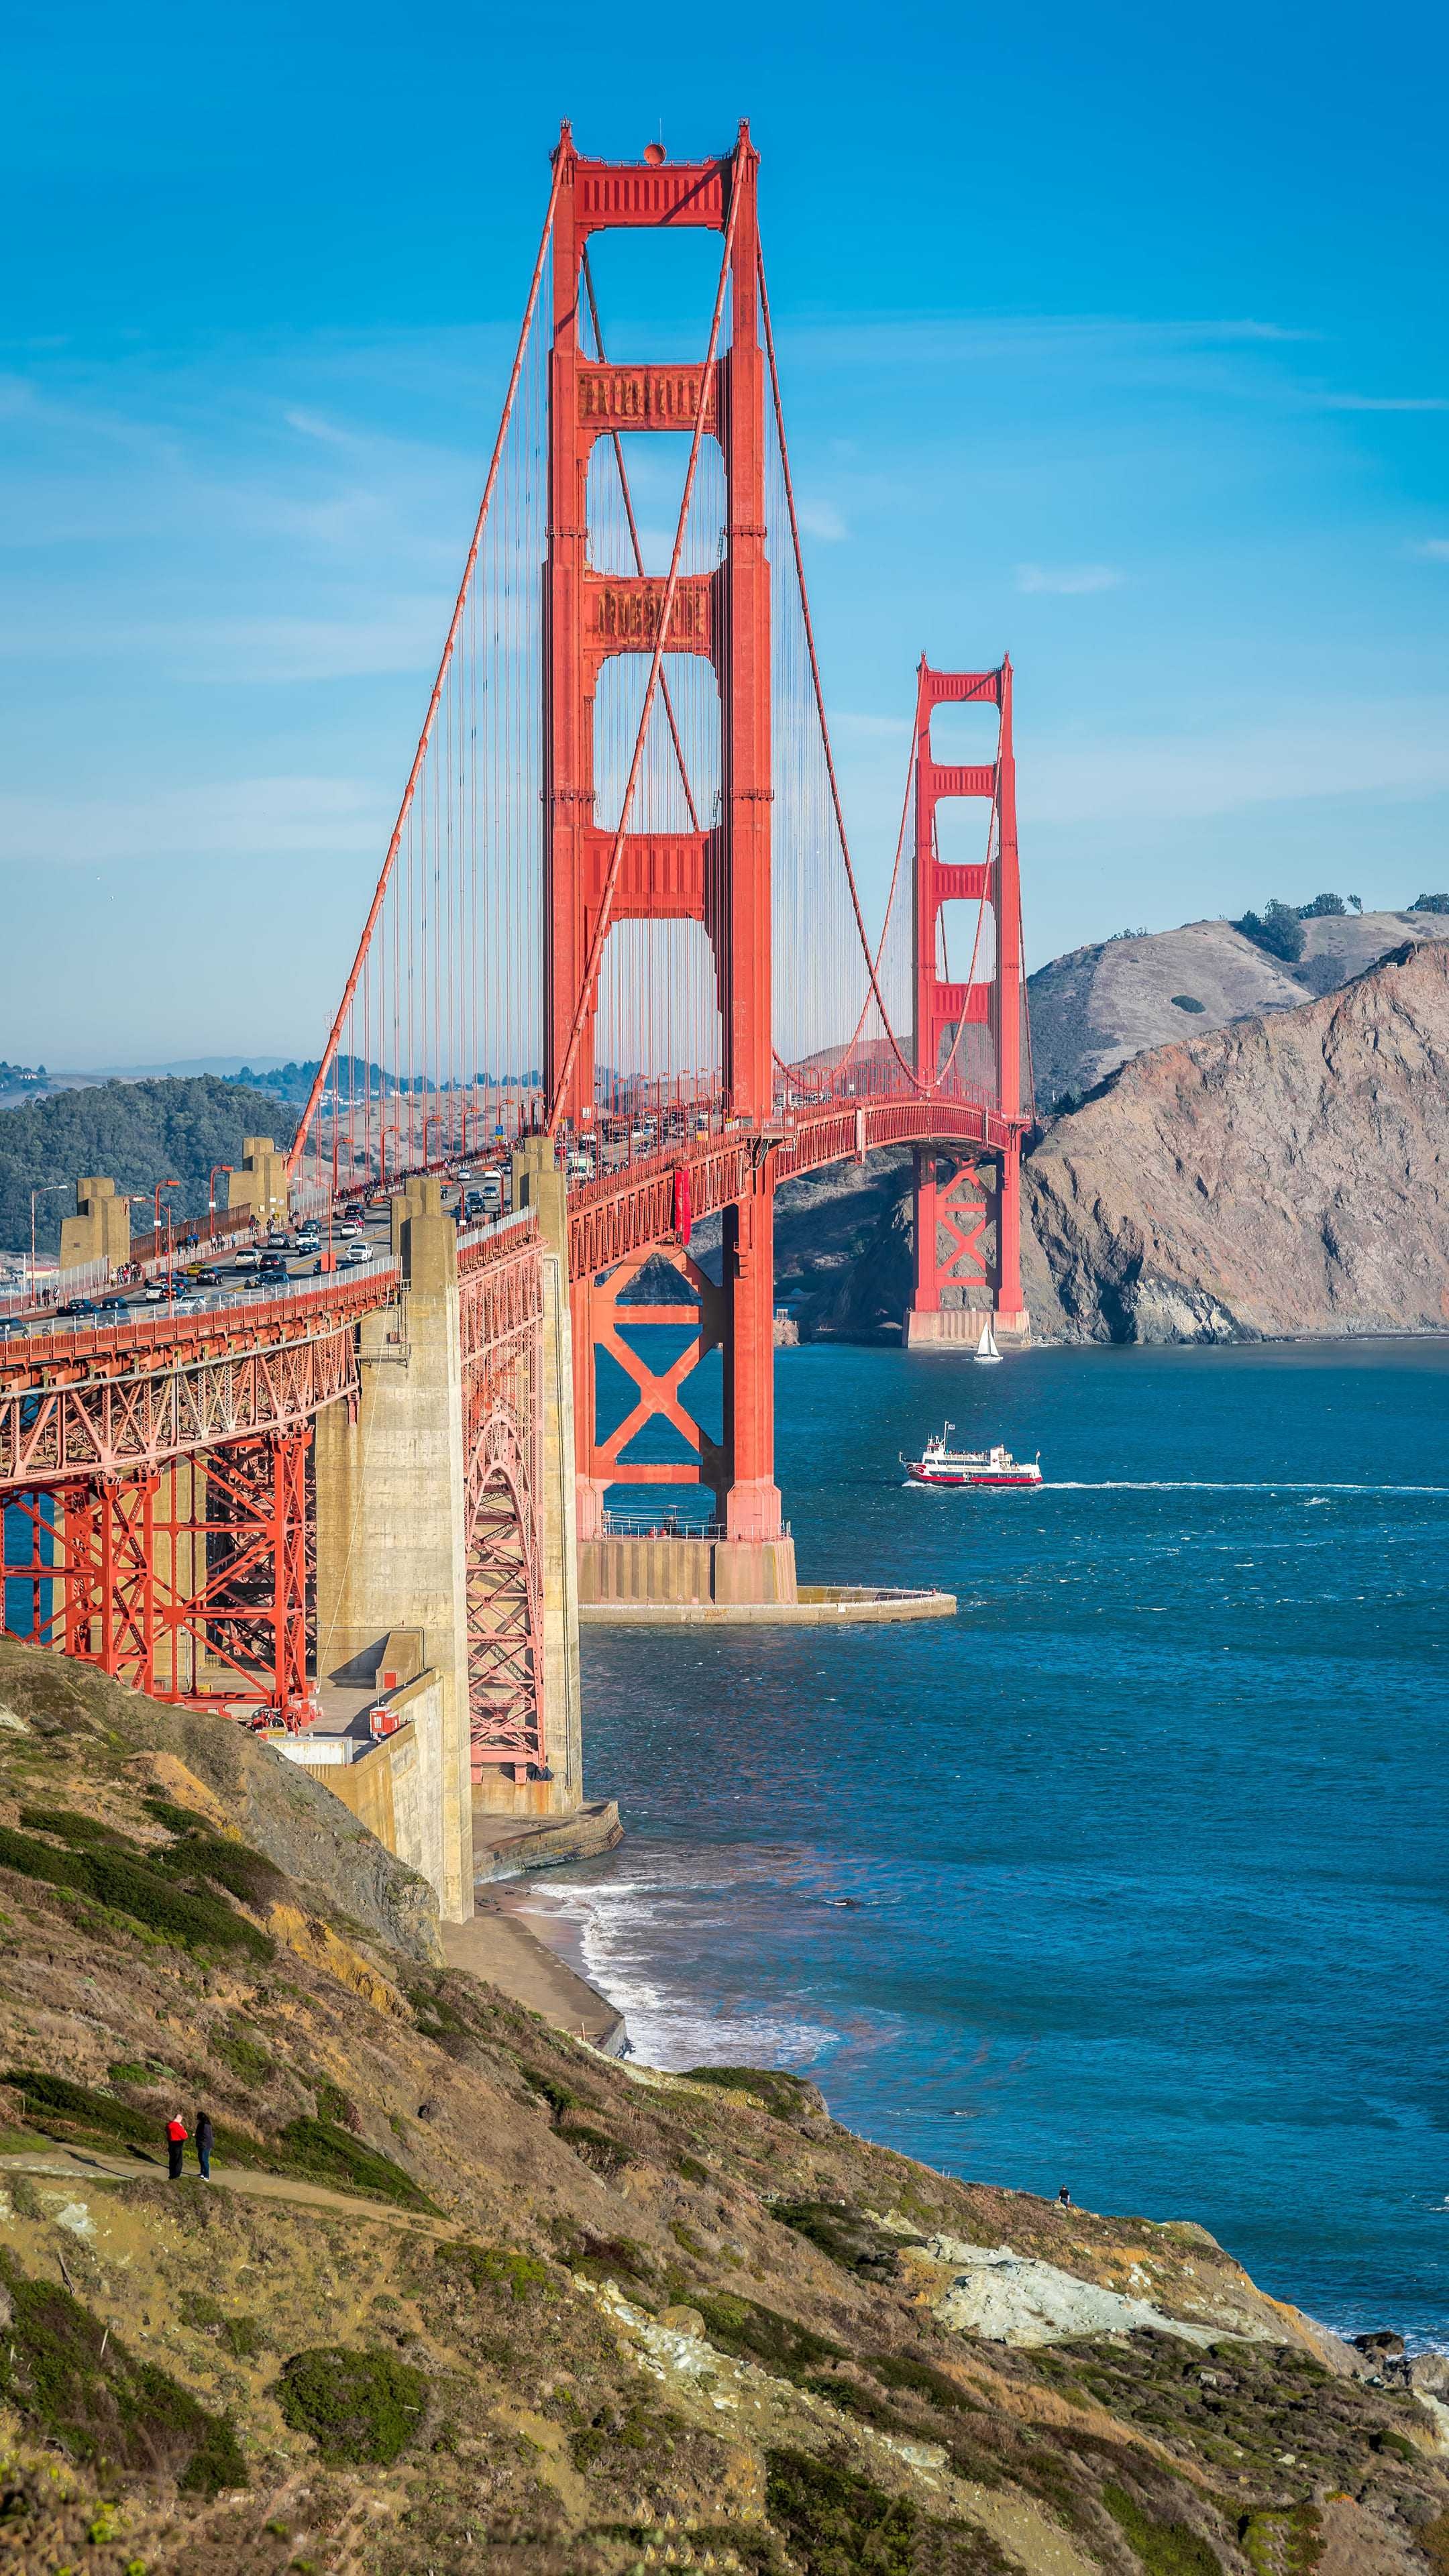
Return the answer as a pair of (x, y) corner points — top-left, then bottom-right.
(4, 2070), (159, 2147)
(17, 1805), (123, 1845)
(519, 2064), (578, 2116)
(209, 2022), (272, 2083)
(557, 2118), (631, 2178)
(771, 2198), (905, 2277)
(0, 2257), (245, 2496)
(275, 2115), (439, 2212)
(0, 1822), (272, 1962)
(1240, 2504), (1323, 2576)
(1103, 2481), (1224, 2576)
(1297, 892), (1347, 918)
(276, 2346), (429, 2466)
(1233, 902), (1304, 963)
(765, 2446), (1006, 2576)
(682, 2064), (824, 2125)
(1171, 994), (1206, 1014)
(802, 2372), (912, 2432)
(1410, 892), (1449, 914)
(867, 2352), (983, 2413)
(434, 2241), (551, 2301)
(158, 1830), (285, 1912)
(693, 2292), (845, 2382)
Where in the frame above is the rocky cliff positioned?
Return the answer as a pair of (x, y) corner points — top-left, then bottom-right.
(1, 1638), (1446, 2575)
(1022, 942), (1449, 1344)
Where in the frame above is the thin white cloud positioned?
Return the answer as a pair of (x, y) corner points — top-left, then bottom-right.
(1319, 394), (1449, 412)
(798, 500), (848, 542)
(836, 712), (911, 739)
(1411, 538), (1449, 561)
(0, 776), (387, 869)
(1023, 698), (1449, 827)
(1016, 563), (1125, 596)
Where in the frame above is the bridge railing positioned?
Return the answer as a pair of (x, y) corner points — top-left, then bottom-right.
(0, 1257), (402, 1369)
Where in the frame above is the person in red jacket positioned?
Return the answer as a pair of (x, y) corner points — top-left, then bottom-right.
(165, 2114), (188, 2180)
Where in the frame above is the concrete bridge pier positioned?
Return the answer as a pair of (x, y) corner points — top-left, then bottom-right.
(312, 1187), (474, 1921)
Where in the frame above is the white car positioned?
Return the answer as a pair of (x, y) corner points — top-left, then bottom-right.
(232, 1246), (260, 1270)
(339, 1220), (364, 1240)
(340, 1242), (373, 1267)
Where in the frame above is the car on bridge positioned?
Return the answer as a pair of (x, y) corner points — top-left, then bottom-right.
(58, 1296), (103, 1318)
(340, 1242), (373, 1267)
(232, 1246), (260, 1269)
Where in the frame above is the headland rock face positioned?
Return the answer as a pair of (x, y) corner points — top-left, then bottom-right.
(1024, 941), (1449, 1344)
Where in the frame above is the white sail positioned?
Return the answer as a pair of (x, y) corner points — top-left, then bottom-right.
(975, 1319), (1002, 1364)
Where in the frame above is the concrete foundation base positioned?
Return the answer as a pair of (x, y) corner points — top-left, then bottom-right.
(472, 1796), (623, 1884)
(578, 1532), (798, 1608)
(580, 1581), (956, 1627)
(904, 1305), (1032, 1350)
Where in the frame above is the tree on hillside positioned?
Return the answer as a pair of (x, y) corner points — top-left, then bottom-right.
(0, 1079), (299, 1256)
(1232, 900), (1305, 963)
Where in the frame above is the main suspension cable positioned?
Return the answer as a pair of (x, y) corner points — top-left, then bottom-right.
(286, 154), (564, 1183)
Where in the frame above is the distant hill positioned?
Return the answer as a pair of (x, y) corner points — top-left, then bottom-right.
(0, 1077), (299, 1256)
(1027, 909), (1449, 1112)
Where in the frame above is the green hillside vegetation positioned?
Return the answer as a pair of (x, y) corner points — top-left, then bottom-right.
(0, 1076), (298, 1254)
(0, 1635), (1444, 2575)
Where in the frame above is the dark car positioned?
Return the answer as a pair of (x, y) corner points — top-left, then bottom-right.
(256, 1254), (288, 1279)
(188, 1266), (223, 1286)
(59, 1296), (102, 1317)
(97, 1295), (130, 1315)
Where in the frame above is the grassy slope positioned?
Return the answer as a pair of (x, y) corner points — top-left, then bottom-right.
(0, 1639), (1443, 2576)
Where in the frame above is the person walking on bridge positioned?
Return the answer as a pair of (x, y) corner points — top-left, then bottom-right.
(165, 2113), (188, 2180)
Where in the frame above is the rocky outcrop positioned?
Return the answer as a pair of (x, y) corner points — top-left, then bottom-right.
(1023, 942), (1449, 1343)
(1028, 911), (1449, 1113)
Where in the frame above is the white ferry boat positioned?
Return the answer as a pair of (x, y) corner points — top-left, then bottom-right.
(901, 1424), (1042, 1490)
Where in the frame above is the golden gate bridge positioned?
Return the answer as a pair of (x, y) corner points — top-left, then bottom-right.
(1, 125), (1031, 1919)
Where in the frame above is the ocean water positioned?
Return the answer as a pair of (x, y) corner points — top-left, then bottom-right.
(519, 1339), (1449, 2343)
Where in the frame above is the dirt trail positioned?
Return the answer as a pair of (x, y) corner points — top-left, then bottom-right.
(0, 2143), (453, 2231)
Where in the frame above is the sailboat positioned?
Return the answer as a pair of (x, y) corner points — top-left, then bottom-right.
(974, 1318), (1002, 1364)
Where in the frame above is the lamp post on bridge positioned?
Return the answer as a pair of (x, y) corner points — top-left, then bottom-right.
(30, 1181), (69, 1306)
(154, 1180), (179, 1308)
(208, 1165), (233, 1241)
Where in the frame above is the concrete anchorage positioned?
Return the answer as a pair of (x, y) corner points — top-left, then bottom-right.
(313, 1185), (474, 1921)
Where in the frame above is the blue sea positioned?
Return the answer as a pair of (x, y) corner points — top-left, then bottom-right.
(517, 1340), (1449, 2345)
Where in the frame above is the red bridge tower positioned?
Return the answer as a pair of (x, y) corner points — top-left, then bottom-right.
(906, 656), (1030, 1348)
(543, 127), (790, 1592)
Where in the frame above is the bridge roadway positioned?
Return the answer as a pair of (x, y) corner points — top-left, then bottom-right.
(0, 1090), (1008, 1479)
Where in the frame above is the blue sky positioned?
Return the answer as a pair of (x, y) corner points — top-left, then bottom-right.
(3, 0), (1446, 1067)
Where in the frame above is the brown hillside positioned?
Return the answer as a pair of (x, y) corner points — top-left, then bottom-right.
(1023, 943), (1449, 1343)
(0, 1638), (1445, 2571)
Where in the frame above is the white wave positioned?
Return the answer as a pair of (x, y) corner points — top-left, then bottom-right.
(509, 1858), (841, 2074)
(1045, 1480), (1449, 1495)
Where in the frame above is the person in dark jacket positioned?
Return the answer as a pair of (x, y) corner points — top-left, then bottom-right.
(166, 2114), (188, 2180)
(195, 2110), (214, 2180)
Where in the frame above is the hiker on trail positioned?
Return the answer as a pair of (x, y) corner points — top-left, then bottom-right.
(195, 2110), (213, 2181)
(166, 2113), (188, 2180)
